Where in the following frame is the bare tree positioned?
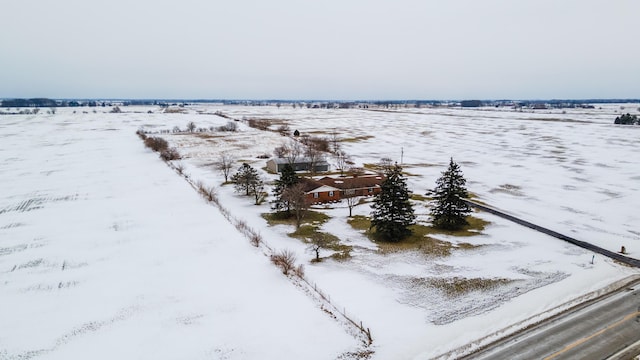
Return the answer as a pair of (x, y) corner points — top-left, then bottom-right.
(305, 144), (324, 176)
(186, 121), (196, 132)
(215, 152), (235, 183)
(284, 140), (303, 165)
(248, 176), (266, 205)
(274, 144), (288, 158)
(330, 129), (341, 153)
(335, 150), (350, 176)
(281, 183), (309, 229)
(379, 157), (394, 172)
(308, 233), (331, 262)
(344, 191), (358, 217)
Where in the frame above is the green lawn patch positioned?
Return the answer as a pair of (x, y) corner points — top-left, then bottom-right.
(410, 193), (430, 202)
(347, 215), (487, 257)
(261, 210), (330, 226)
(263, 211), (351, 260)
(289, 225), (351, 261)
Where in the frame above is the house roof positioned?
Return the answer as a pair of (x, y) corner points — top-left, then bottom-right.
(298, 178), (339, 193)
(317, 174), (384, 190)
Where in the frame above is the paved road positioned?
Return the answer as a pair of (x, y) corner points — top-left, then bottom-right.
(462, 281), (640, 360)
(463, 200), (640, 268)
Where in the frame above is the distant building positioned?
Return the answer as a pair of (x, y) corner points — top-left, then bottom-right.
(266, 157), (329, 173)
(461, 100), (483, 108)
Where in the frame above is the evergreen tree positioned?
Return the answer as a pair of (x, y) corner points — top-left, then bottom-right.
(231, 163), (260, 196)
(370, 164), (416, 241)
(272, 164), (299, 213)
(431, 158), (471, 230)
(614, 113), (638, 125)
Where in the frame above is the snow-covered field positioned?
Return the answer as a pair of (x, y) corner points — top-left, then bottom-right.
(0, 112), (358, 359)
(1, 104), (639, 359)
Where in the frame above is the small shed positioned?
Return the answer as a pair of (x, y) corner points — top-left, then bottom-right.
(266, 157), (329, 173)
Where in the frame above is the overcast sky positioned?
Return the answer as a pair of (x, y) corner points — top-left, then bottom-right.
(1, 0), (638, 100)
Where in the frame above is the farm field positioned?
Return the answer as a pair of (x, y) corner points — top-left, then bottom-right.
(1, 103), (639, 359)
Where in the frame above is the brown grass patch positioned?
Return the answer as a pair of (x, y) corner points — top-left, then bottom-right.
(348, 216), (487, 257)
(342, 135), (375, 143)
(416, 277), (513, 297)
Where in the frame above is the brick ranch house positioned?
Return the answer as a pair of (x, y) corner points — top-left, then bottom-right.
(300, 174), (385, 204)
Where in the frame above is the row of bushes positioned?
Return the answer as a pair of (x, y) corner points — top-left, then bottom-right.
(137, 131), (181, 160)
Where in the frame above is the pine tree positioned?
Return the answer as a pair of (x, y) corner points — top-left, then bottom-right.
(370, 164), (416, 241)
(431, 158), (471, 230)
(231, 163), (260, 196)
(272, 164), (299, 213)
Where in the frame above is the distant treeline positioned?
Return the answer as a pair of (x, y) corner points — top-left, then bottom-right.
(0, 98), (169, 108)
(2, 98), (639, 109)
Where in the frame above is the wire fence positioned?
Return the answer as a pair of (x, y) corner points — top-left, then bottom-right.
(164, 158), (373, 345)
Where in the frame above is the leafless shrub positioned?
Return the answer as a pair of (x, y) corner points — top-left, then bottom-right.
(271, 249), (297, 275)
(250, 233), (262, 247)
(294, 264), (305, 277)
(235, 219), (249, 234)
(218, 121), (238, 132)
(110, 106), (122, 113)
(195, 181), (217, 202)
(172, 125), (181, 133)
(308, 136), (330, 152)
(247, 118), (270, 130)
(276, 124), (290, 136)
(144, 137), (169, 152)
(175, 162), (185, 175)
(196, 180), (206, 194)
(136, 129), (147, 140)
(160, 147), (181, 160)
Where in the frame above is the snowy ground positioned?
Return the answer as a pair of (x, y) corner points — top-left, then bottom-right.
(0, 112), (357, 359)
(1, 104), (639, 359)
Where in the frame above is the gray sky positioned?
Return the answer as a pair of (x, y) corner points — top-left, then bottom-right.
(1, 0), (638, 100)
